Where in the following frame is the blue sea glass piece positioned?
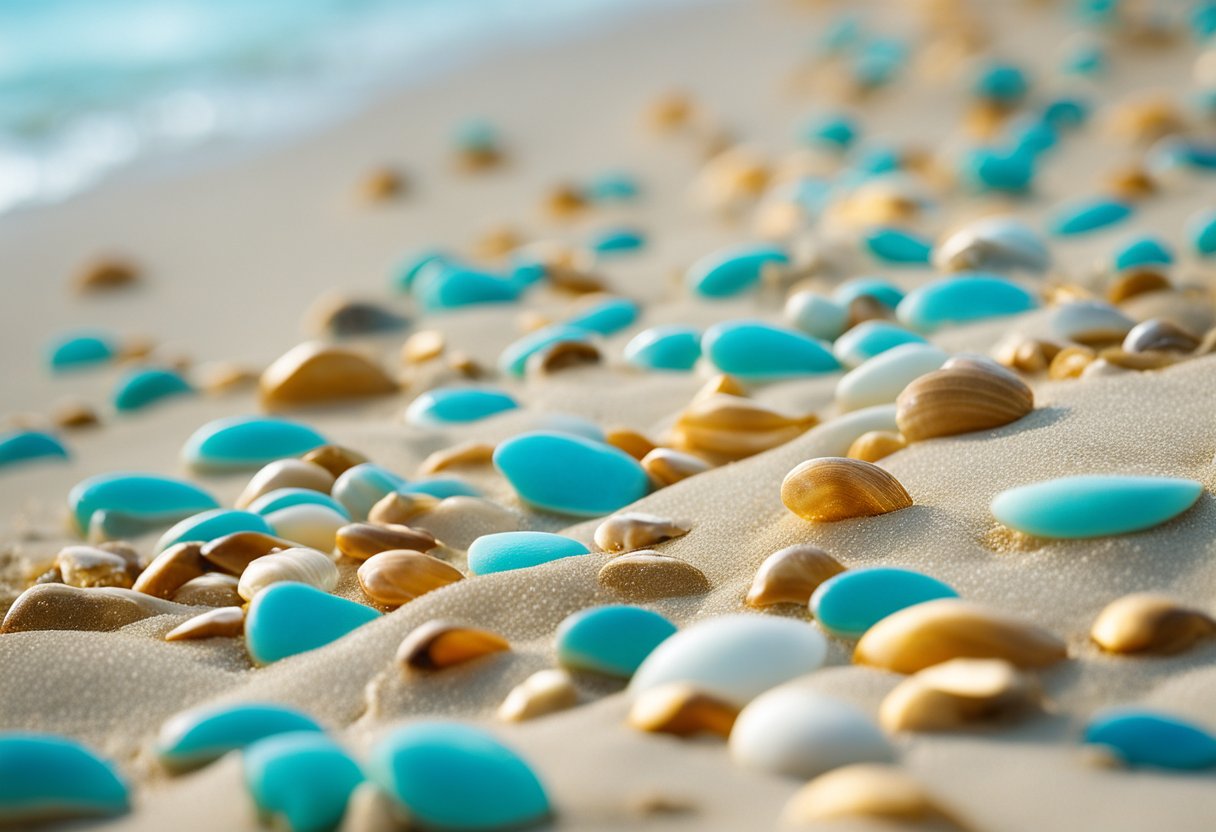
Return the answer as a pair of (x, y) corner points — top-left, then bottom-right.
(493, 431), (649, 516)
(244, 732), (365, 832)
(556, 605), (677, 678)
(157, 703), (322, 770)
(245, 582), (380, 665)
(896, 274), (1038, 332)
(1084, 709), (1216, 771)
(810, 567), (958, 638)
(623, 325), (702, 371)
(702, 320), (840, 379)
(0, 734), (128, 823)
(183, 416), (327, 471)
(467, 531), (590, 575)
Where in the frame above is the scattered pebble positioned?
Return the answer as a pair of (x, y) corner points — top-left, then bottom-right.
(933, 216), (1050, 274)
(265, 503), (348, 550)
(332, 463), (408, 520)
(260, 342), (398, 409)
(302, 444), (368, 478)
(0, 430), (69, 470)
(244, 582), (379, 665)
(418, 440), (496, 474)
(497, 669), (579, 722)
(492, 431), (649, 516)
(307, 295), (408, 338)
(556, 605), (677, 679)
(622, 325), (702, 372)
(132, 542), (204, 597)
(200, 531), (294, 575)
(1083, 709), (1216, 771)
(47, 331), (119, 371)
(701, 320), (840, 379)
(335, 522), (436, 561)
(0, 734), (129, 823)
(597, 550), (710, 600)
(593, 512), (689, 553)
(69, 472), (218, 534)
(780, 764), (962, 827)
(173, 572), (242, 607)
(358, 549), (463, 608)
(745, 544), (846, 608)
(627, 683), (739, 738)
(156, 509), (274, 554)
(896, 274), (1038, 332)
(244, 731), (366, 832)
(165, 606), (246, 642)
(157, 702), (322, 771)
(990, 475), (1203, 538)
(685, 243), (788, 298)
(405, 386), (519, 427)
(74, 257), (139, 294)
(811, 567), (958, 639)
(1050, 196), (1133, 236)
(1090, 593), (1216, 655)
(1, 584), (191, 633)
(183, 415), (327, 471)
(879, 658), (1041, 732)
(236, 459), (336, 511)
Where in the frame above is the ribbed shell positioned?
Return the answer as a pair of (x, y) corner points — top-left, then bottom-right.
(895, 363), (1033, 442)
(781, 457), (913, 523)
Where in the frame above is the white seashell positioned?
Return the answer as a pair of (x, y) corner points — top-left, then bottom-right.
(237, 547), (339, 601)
(933, 216), (1050, 274)
(628, 615), (827, 707)
(1049, 301), (1136, 345)
(235, 460), (335, 510)
(835, 343), (949, 412)
(265, 504), (347, 551)
(784, 291), (848, 341)
(729, 687), (894, 778)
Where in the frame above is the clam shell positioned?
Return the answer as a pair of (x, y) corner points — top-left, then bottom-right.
(627, 683), (739, 738)
(641, 448), (712, 486)
(593, 512), (690, 553)
(781, 457), (913, 522)
(745, 544), (846, 607)
(356, 549), (464, 608)
(260, 342), (398, 409)
(846, 430), (907, 463)
(336, 523), (438, 561)
(200, 531), (294, 575)
(1121, 319), (1199, 354)
(164, 606), (245, 642)
(671, 394), (817, 462)
(895, 362), (1033, 442)
(1091, 593), (1216, 654)
(603, 428), (658, 461)
(237, 547), (339, 601)
(396, 620), (510, 671)
(933, 215), (1050, 274)
(301, 445), (368, 478)
(235, 459), (334, 510)
(879, 658), (1041, 731)
(367, 492), (440, 526)
(131, 542), (205, 598)
(1049, 300), (1135, 345)
(780, 764), (963, 826)
(497, 669), (579, 722)
(418, 441), (496, 475)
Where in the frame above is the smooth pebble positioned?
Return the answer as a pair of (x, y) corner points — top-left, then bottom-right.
(493, 431), (649, 516)
(245, 582), (379, 665)
(991, 475), (1203, 539)
(467, 531), (590, 575)
(244, 732), (365, 832)
(702, 320), (840, 379)
(555, 605), (677, 678)
(1083, 709), (1216, 771)
(835, 342), (949, 412)
(623, 325), (702, 371)
(157, 702), (322, 770)
(48, 331), (118, 371)
(113, 368), (192, 412)
(405, 387), (519, 427)
(183, 416), (327, 471)
(810, 567), (959, 639)
(0, 430), (69, 470)
(862, 227), (932, 265)
(896, 274), (1037, 332)
(499, 325), (596, 378)
(832, 321), (926, 369)
(0, 734), (128, 823)
(1050, 197), (1133, 236)
(685, 243), (788, 298)
(565, 297), (639, 335)
(784, 291), (848, 341)
(155, 509), (273, 554)
(333, 464), (408, 521)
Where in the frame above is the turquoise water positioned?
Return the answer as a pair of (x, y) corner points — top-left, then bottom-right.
(0, 0), (663, 214)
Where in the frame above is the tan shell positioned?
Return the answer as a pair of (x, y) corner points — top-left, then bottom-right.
(543, 183), (587, 218)
(164, 606), (245, 642)
(397, 620), (510, 671)
(497, 669), (579, 722)
(301, 445), (369, 477)
(172, 573), (242, 607)
(745, 544), (846, 607)
(200, 532), (294, 575)
(199, 362), (260, 395)
(603, 428), (658, 461)
(358, 167), (406, 203)
(357, 549), (464, 608)
(526, 340), (602, 375)
(1109, 95), (1184, 143)
(1090, 593), (1216, 655)
(1106, 164), (1157, 200)
(237, 547), (339, 601)
(692, 374), (747, 401)
(780, 764), (964, 827)
(1122, 319), (1199, 354)
(55, 545), (136, 589)
(879, 658), (1041, 732)
(336, 523), (438, 561)
(896, 362), (1033, 442)
(641, 448), (712, 487)
(593, 512), (690, 553)
(74, 257), (139, 293)
(1, 584), (191, 633)
(260, 341), (398, 409)
(598, 551), (710, 600)
(1048, 346), (1096, 380)
(854, 599), (1068, 674)
(367, 492), (440, 526)
(647, 91), (696, 132)
(846, 430), (907, 463)
(672, 394), (817, 462)
(1097, 348), (1179, 372)
(418, 441), (496, 475)
(235, 459), (335, 509)
(846, 295), (893, 329)
(52, 400), (100, 430)
(627, 683), (739, 738)
(993, 337), (1063, 374)
(472, 225), (523, 261)
(781, 457), (913, 523)
(132, 542), (206, 598)
(402, 330), (446, 364)
(1108, 270), (1171, 304)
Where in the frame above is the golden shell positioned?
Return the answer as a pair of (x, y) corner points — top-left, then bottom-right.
(593, 513), (690, 553)
(356, 549), (464, 609)
(1090, 593), (1216, 655)
(627, 683), (739, 738)
(164, 606), (245, 642)
(397, 620), (510, 671)
(497, 669), (579, 722)
(846, 430), (907, 463)
(259, 341), (398, 410)
(780, 457), (913, 523)
(641, 448), (712, 487)
(336, 523), (438, 562)
(879, 658), (1041, 732)
(745, 544), (846, 607)
(131, 542), (205, 598)
(895, 362), (1033, 442)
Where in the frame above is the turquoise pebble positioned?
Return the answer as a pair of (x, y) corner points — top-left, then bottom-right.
(590, 228), (645, 255)
(371, 722), (549, 832)
(400, 477), (480, 499)
(973, 61), (1028, 104)
(68, 472), (218, 535)
(896, 274), (1038, 333)
(0, 430), (68, 470)
(158, 703), (322, 770)
(802, 113), (858, 150)
(832, 321), (926, 368)
(244, 732), (365, 832)
(862, 227), (932, 265)
(499, 325), (596, 378)
(467, 531), (590, 575)
(833, 277), (904, 310)
(1084, 709), (1216, 771)
(332, 463), (408, 520)
(392, 250), (450, 293)
(47, 331), (117, 371)
(556, 605), (677, 678)
(156, 509), (273, 553)
(991, 475), (1203, 539)
(245, 582), (380, 665)
(819, 13), (860, 55)
(853, 147), (901, 177)
(1062, 41), (1106, 76)
(405, 387), (519, 427)
(587, 171), (639, 201)
(1196, 2), (1216, 38)
(686, 244), (788, 298)
(1011, 117), (1058, 157)
(454, 119), (498, 152)
(623, 325), (702, 371)
(1042, 96), (1089, 130)
(493, 431), (649, 516)
(113, 368), (193, 412)
(413, 265), (521, 312)
(248, 488), (350, 520)
(1187, 209), (1216, 257)
(702, 320), (840, 379)
(0, 734), (128, 823)
(809, 568), (958, 639)
(963, 147), (1035, 193)
(183, 416), (327, 471)
(852, 37), (906, 88)
(1050, 197), (1133, 236)
(1113, 235), (1173, 271)
(565, 297), (639, 335)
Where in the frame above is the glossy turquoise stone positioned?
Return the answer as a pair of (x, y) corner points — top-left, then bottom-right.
(587, 171), (640, 201)
(973, 61), (1028, 104)
(832, 321), (926, 368)
(852, 37), (906, 88)
(685, 244), (788, 298)
(68, 472), (219, 535)
(245, 582), (380, 665)
(0, 431), (68, 470)
(414, 265), (521, 312)
(467, 531), (590, 575)
(405, 387), (519, 427)
(493, 431), (649, 516)
(556, 605), (677, 678)
(156, 509), (273, 553)
(248, 488), (350, 520)
(183, 416), (327, 471)
(623, 325), (702, 371)
(833, 277), (904, 310)
(244, 732), (365, 832)
(1187, 209), (1216, 257)
(392, 250), (450, 293)
(399, 477), (481, 499)
(590, 228), (645, 255)
(499, 325), (596, 378)
(332, 463), (408, 520)
(990, 475), (1203, 539)
(1042, 96), (1089, 130)
(1011, 117), (1058, 157)
(454, 119), (499, 153)
(1084, 709), (1216, 771)
(896, 274), (1038, 332)
(1050, 197), (1133, 236)
(47, 331), (117, 371)
(113, 368), (192, 411)
(371, 722), (549, 831)
(809, 568), (958, 639)
(157, 703), (322, 770)
(963, 147), (1035, 193)
(565, 297), (639, 335)
(702, 320), (840, 379)
(1114, 235), (1173, 271)
(1062, 41), (1106, 76)
(802, 113), (857, 150)
(862, 227), (932, 265)
(0, 734), (128, 823)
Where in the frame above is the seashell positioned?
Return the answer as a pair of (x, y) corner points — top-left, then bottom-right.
(746, 544), (845, 607)
(1048, 345), (1096, 379)
(265, 503), (347, 551)
(156, 702), (322, 771)
(396, 620), (510, 671)
(526, 339), (602, 375)
(1080, 358), (1128, 378)
(784, 290), (848, 341)
(198, 362), (260, 395)
(641, 448), (712, 487)
(879, 658), (1041, 731)
(1109, 96), (1184, 144)
(694, 373), (748, 400)
(781, 457), (913, 523)
(895, 361), (1033, 442)
(235, 459), (335, 510)
(1122, 319), (1199, 353)
(1, 584), (192, 633)
(358, 167), (406, 202)
(603, 428), (658, 462)
(260, 342), (398, 410)
(694, 146), (773, 213)
(164, 606), (245, 641)
(306, 295), (407, 337)
(593, 512), (690, 553)
(418, 441), (496, 475)
(832, 321), (927, 370)
(333, 463), (408, 520)
(729, 688), (894, 778)
(401, 330), (446, 364)
(74, 256), (139, 293)
(854, 599), (1068, 673)
(671, 394), (817, 462)
(68, 472), (218, 535)
(1049, 300), (1136, 345)
(1097, 348), (1179, 372)
(53, 400), (101, 430)
(171, 573), (242, 607)
(497, 669), (579, 722)
(245, 582), (379, 664)
(933, 215), (1050, 274)
(183, 415), (327, 472)
(0, 735), (129, 823)
(597, 551), (711, 600)
(701, 320), (839, 379)
(1090, 593), (1216, 655)
(1107, 269), (1171, 304)
(1106, 164), (1157, 200)
(846, 430), (907, 463)
(499, 325), (597, 377)
(493, 431), (649, 517)
(627, 683), (739, 738)
(623, 325), (702, 372)
(993, 335), (1063, 374)
(55, 545), (136, 589)
(543, 182), (587, 218)
(200, 531), (294, 575)
(1082, 709), (1216, 771)
(357, 549), (463, 608)
(647, 90), (695, 131)
(473, 224), (523, 260)
(556, 605), (677, 678)
(991, 475), (1203, 538)
(301, 444), (368, 477)
(811, 567), (958, 639)
(336, 522), (437, 561)
(780, 764), (962, 827)
(367, 491), (440, 526)
(131, 542), (204, 598)
(237, 548), (339, 601)
(896, 274), (1038, 333)
(155, 509), (273, 554)
(835, 343), (949, 412)
(244, 733), (365, 832)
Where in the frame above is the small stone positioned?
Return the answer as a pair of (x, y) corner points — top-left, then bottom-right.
(811, 567), (958, 639)
(417, 441), (496, 475)
(780, 764), (962, 827)
(172, 573), (243, 607)
(405, 386), (519, 427)
(685, 244), (788, 298)
(244, 732), (366, 832)
(236, 460), (336, 511)
(701, 320), (839, 379)
(183, 416), (327, 472)
(155, 509), (274, 554)
(165, 606), (245, 641)
(0, 430), (69, 470)
(627, 683), (739, 738)
(1083, 709), (1216, 771)
(68, 472), (219, 536)
(401, 330), (446, 364)
(333, 463), (409, 520)
(113, 367), (193, 411)
(1, 584), (191, 633)
(245, 582), (380, 665)
(0, 734), (129, 823)
(498, 325), (597, 378)
(526, 339), (602, 375)
(1050, 197), (1133, 236)
(832, 321), (926, 369)
(556, 605), (677, 679)
(467, 531), (590, 575)
(933, 215), (1050, 274)
(497, 669), (579, 722)
(52, 400), (101, 430)
(47, 331), (118, 371)
(260, 342), (398, 409)
(157, 702), (322, 771)
(896, 274), (1038, 333)
(598, 551), (710, 600)
(879, 658), (1041, 732)
(593, 512), (689, 553)
(784, 291), (848, 342)
(358, 550), (463, 608)
(265, 503), (348, 551)
(641, 448), (712, 487)
(1090, 593), (1216, 655)
(367, 492), (440, 526)
(862, 227), (932, 265)
(131, 542), (205, 598)
(623, 326), (702, 372)
(54, 544), (135, 589)
(359, 167), (406, 202)
(74, 257), (139, 293)
(397, 620), (510, 671)
(493, 431), (650, 517)
(301, 445), (369, 477)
